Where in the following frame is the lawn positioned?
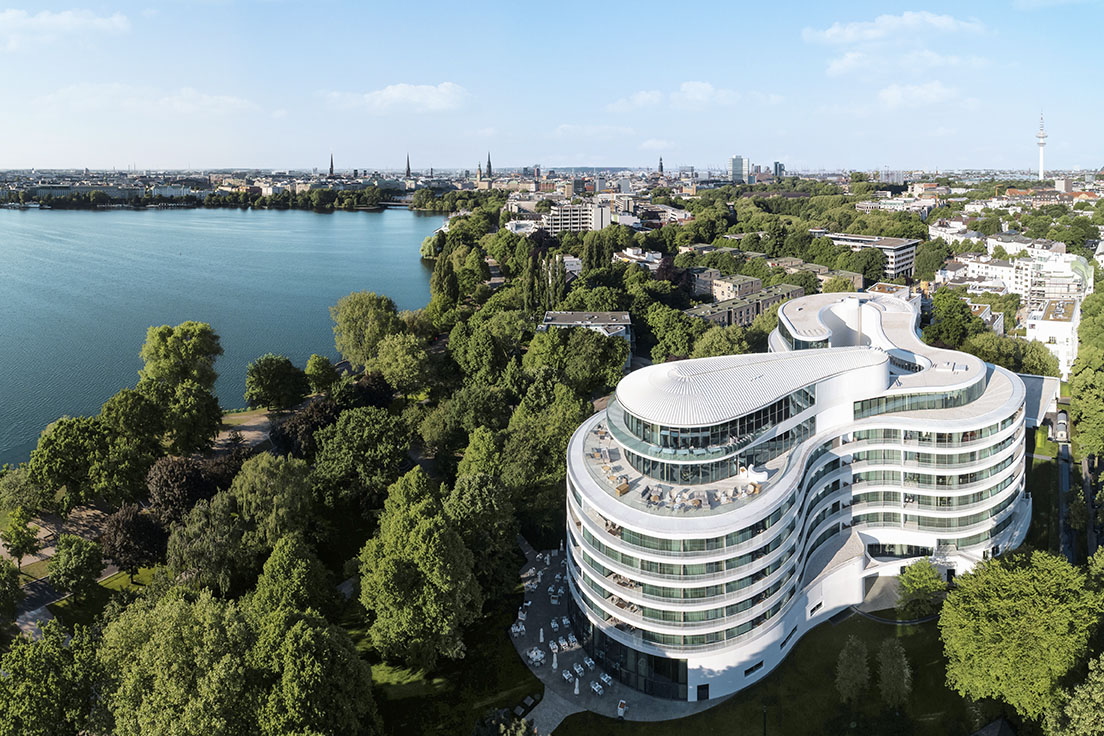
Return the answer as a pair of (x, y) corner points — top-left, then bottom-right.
(339, 591), (544, 736)
(48, 568), (155, 628)
(19, 558), (50, 584)
(1033, 426), (1058, 459)
(554, 614), (1000, 736)
(220, 408), (269, 429)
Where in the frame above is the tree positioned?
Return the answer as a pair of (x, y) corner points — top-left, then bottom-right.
(896, 558), (947, 618)
(165, 379), (222, 455)
(0, 620), (100, 736)
(305, 353), (340, 394)
(28, 416), (109, 512)
(1070, 345), (1104, 456)
(445, 473), (519, 602)
(244, 353), (310, 410)
(646, 302), (707, 362)
(146, 456), (215, 527)
(229, 453), (313, 551)
(523, 327), (628, 397)
(691, 325), (749, 358)
(373, 332), (430, 398)
(269, 397), (340, 461)
(836, 635), (869, 705)
(822, 276), (856, 293)
(848, 247), (886, 283)
(359, 468), (482, 670)
(311, 406), (411, 512)
(330, 291), (402, 369)
(1047, 653), (1104, 736)
(877, 638), (912, 709)
(99, 388), (164, 444)
(137, 321), (223, 403)
(924, 288), (986, 348)
(98, 591), (256, 736)
(250, 535), (334, 616)
(0, 466), (52, 515)
(913, 241), (952, 281)
(255, 612), (379, 736)
(101, 505), (167, 581)
(457, 426), (504, 478)
(167, 493), (257, 598)
(48, 535), (104, 601)
(939, 551), (1101, 720)
(1, 506), (40, 569)
(0, 558), (23, 621)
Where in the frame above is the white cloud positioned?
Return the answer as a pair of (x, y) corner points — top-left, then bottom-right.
(670, 81), (738, 109)
(607, 90), (662, 113)
(803, 11), (984, 44)
(32, 83), (256, 117)
(826, 51), (867, 76)
(640, 138), (673, 151)
(0, 9), (129, 51)
(750, 91), (785, 105)
(325, 82), (468, 113)
(903, 49), (988, 69)
(553, 124), (635, 140)
(877, 81), (959, 109)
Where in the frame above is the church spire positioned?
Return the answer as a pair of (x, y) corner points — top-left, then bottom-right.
(405, 154), (411, 178)
(329, 153), (334, 177)
(658, 156), (664, 175)
(486, 152), (492, 178)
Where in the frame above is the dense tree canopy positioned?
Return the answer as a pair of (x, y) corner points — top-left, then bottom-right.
(359, 468), (482, 670)
(47, 535), (104, 601)
(312, 406), (411, 512)
(137, 321), (223, 400)
(939, 551), (1102, 720)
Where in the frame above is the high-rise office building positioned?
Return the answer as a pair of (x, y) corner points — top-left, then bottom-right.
(728, 155), (749, 184)
(773, 161), (785, 178)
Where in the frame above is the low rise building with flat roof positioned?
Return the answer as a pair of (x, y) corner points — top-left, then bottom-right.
(823, 233), (920, 280)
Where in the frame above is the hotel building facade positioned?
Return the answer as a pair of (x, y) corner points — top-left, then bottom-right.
(564, 291), (1030, 701)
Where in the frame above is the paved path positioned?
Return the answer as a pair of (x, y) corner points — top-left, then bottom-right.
(511, 539), (726, 733)
(1058, 442), (1073, 563)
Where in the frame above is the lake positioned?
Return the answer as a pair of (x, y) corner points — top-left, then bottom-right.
(0, 206), (443, 465)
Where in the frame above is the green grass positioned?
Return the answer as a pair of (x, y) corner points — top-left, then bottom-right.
(1033, 427), (1058, 459)
(554, 615), (999, 736)
(339, 592), (543, 736)
(47, 568), (155, 628)
(19, 558), (50, 583)
(1025, 456), (1060, 553)
(220, 408), (269, 428)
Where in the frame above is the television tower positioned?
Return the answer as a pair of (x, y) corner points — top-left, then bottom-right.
(1036, 113), (1047, 181)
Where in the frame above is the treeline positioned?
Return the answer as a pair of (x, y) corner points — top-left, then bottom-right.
(3, 186), (398, 212)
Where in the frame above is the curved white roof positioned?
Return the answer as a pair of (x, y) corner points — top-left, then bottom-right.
(615, 347), (888, 426)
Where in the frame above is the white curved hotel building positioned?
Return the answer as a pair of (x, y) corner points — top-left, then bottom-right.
(564, 291), (1030, 701)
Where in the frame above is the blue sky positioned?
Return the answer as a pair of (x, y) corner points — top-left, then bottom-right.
(1, 0), (1101, 171)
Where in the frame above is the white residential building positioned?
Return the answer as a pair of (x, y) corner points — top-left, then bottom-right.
(927, 218), (985, 246)
(543, 203), (612, 234)
(614, 247), (664, 272)
(565, 290), (1029, 701)
(1026, 299), (1080, 379)
(986, 233), (1065, 259)
(936, 253), (1094, 309)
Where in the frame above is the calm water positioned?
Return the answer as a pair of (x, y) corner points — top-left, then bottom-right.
(0, 207), (442, 465)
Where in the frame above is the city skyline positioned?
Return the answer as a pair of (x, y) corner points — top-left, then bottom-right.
(0, 1), (1102, 171)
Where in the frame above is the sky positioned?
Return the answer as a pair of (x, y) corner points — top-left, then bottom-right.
(0, 0), (1102, 172)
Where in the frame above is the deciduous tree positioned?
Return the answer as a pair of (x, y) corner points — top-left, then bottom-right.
(101, 504), (167, 581)
(836, 635), (869, 705)
(359, 468), (482, 669)
(304, 353), (340, 394)
(28, 416), (109, 512)
(877, 638), (912, 709)
(244, 353), (310, 410)
(167, 493), (259, 598)
(311, 406), (411, 512)
(229, 454), (312, 551)
(939, 551), (1101, 720)
(445, 473), (519, 602)
(0, 558), (23, 621)
(330, 291), (402, 369)
(1, 506), (41, 569)
(137, 321), (223, 402)
(373, 332), (429, 398)
(896, 558), (946, 618)
(48, 535), (104, 601)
